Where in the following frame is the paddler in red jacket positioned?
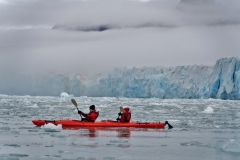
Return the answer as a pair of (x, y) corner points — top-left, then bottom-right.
(116, 106), (131, 122)
(78, 105), (99, 122)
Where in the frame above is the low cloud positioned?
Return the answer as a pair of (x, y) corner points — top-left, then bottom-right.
(0, 0), (240, 75)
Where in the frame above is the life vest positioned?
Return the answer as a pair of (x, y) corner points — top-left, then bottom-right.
(120, 108), (131, 122)
(82, 111), (99, 122)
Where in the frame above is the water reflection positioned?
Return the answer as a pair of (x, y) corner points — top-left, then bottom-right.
(65, 127), (164, 139)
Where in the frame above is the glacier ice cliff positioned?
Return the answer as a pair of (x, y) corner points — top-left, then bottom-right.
(0, 57), (239, 100)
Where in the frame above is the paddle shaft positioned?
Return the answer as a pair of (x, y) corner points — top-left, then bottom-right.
(117, 106), (124, 121)
(71, 99), (83, 120)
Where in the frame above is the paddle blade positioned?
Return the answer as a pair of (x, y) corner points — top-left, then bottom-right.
(165, 121), (173, 129)
(168, 123), (173, 129)
(71, 99), (78, 107)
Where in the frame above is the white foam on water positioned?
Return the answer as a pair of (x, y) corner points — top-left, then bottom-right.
(41, 123), (62, 132)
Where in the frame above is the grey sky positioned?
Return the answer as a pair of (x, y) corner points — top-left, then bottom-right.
(0, 0), (240, 75)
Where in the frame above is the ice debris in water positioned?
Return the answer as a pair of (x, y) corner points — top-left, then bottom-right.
(72, 142), (98, 147)
(41, 123), (62, 132)
(10, 154), (28, 157)
(215, 139), (240, 153)
(0, 126), (10, 130)
(4, 144), (20, 147)
(0, 154), (27, 160)
(25, 104), (39, 108)
(180, 141), (202, 147)
(103, 157), (120, 160)
(58, 150), (74, 154)
(222, 139), (240, 153)
(109, 140), (128, 143)
(59, 92), (74, 98)
(202, 106), (214, 114)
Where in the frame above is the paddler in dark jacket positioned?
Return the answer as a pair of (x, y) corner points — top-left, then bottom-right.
(116, 106), (131, 122)
(78, 105), (99, 122)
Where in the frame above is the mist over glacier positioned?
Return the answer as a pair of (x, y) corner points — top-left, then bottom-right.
(0, 57), (239, 100)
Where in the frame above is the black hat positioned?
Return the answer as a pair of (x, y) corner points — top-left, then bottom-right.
(89, 105), (95, 110)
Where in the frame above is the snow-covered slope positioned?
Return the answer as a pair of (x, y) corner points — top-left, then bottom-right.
(0, 57), (239, 99)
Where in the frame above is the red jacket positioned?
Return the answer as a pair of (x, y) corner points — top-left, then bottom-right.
(80, 111), (99, 122)
(120, 108), (131, 122)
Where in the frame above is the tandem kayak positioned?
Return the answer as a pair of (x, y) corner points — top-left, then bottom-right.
(32, 119), (173, 129)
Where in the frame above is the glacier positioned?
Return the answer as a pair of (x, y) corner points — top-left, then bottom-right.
(0, 57), (239, 100)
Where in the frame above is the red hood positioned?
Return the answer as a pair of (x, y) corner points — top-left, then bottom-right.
(124, 108), (130, 112)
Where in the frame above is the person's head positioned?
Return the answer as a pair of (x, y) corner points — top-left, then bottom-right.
(89, 105), (95, 111)
(123, 107), (130, 112)
(119, 106), (124, 112)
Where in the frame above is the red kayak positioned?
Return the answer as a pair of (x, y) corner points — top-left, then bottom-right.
(32, 119), (173, 129)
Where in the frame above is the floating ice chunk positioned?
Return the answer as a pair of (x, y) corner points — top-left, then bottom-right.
(41, 123), (62, 132)
(222, 139), (240, 153)
(58, 150), (74, 154)
(31, 104), (39, 108)
(180, 141), (203, 147)
(202, 106), (214, 113)
(59, 92), (74, 98)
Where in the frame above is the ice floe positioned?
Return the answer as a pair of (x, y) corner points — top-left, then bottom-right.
(41, 123), (62, 132)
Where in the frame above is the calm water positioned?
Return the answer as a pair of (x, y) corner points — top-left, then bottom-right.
(1, 95), (240, 160)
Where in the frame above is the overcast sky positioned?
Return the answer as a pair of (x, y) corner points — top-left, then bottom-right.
(0, 0), (240, 75)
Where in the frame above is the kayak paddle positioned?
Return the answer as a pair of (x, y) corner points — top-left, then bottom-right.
(71, 99), (83, 120)
(116, 106), (124, 122)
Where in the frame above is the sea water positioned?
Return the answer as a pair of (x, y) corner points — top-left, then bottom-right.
(0, 95), (240, 160)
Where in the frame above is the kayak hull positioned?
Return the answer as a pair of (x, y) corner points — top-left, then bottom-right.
(32, 119), (166, 129)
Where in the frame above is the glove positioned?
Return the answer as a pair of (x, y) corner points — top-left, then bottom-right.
(78, 110), (82, 114)
(118, 112), (122, 116)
